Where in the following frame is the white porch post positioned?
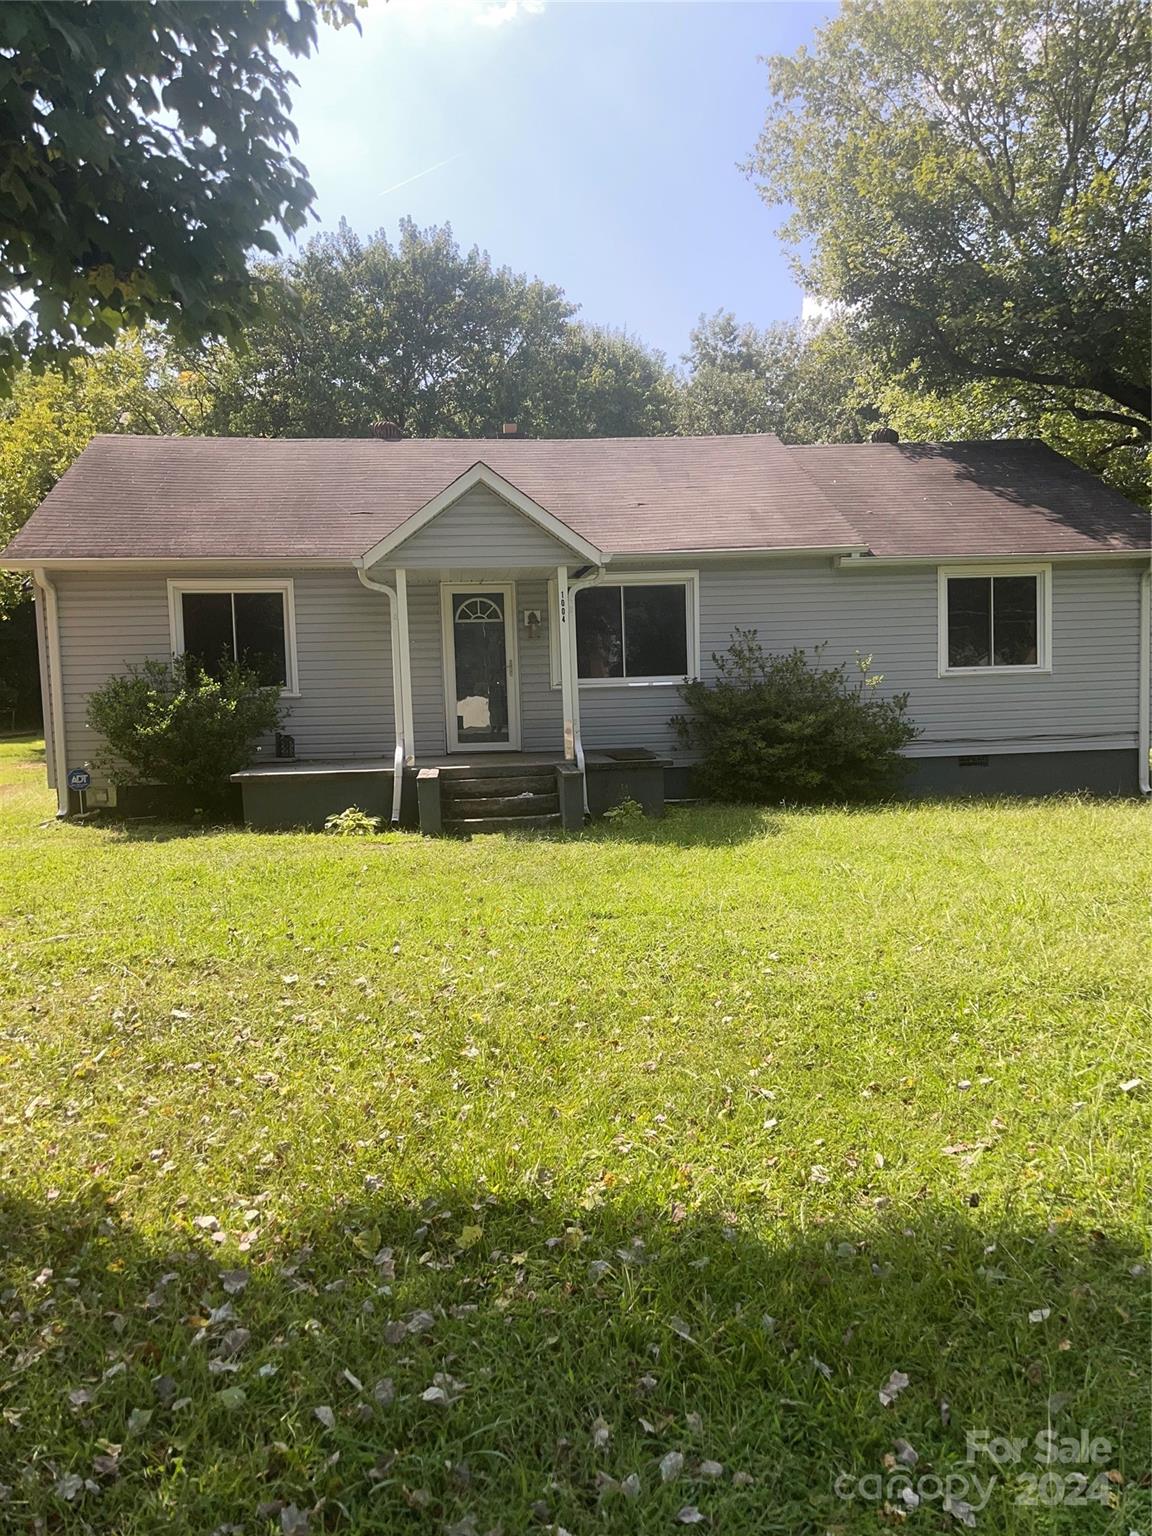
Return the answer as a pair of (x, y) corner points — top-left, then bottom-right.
(556, 565), (576, 761)
(394, 567), (416, 765)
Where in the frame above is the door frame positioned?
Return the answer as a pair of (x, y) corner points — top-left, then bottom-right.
(439, 581), (521, 753)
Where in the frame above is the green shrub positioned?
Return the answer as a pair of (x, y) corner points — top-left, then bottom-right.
(323, 805), (382, 836)
(86, 654), (285, 804)
(672, 629), (918, 804)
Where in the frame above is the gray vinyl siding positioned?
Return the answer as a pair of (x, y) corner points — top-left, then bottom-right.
(386, 486), (579, 567)
(579, 559), (1144, 757)
(53, 568), (396, 783)
(518, 579), (564, 750)
(43, 556), (1143, 785)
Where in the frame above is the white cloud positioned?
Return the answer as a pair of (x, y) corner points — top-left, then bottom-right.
(366, 0), (545, 39)
(474, 0), (545, 28)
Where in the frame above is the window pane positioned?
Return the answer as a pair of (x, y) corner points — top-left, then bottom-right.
(181, 592), (234, 677)
(947, 577), (991, 668)
(992, 576), (1038, 666)
(576, 587), (623, 678)
(623, 584), (688, 677)
(234, 591), (288, 686)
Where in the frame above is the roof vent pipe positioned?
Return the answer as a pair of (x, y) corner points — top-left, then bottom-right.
(371, 420), (404, 440)
(870, 426), (899, 443)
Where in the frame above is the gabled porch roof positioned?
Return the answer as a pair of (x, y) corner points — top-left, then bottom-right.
(358, 461), (605, 569)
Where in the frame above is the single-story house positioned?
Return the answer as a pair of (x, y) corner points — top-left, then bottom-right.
(2, 429), (1149, 831)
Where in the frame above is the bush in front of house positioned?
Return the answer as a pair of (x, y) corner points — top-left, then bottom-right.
(673, 629), (919, 803)
(86, 654), (285, 807)
(323, 805), (383, 836)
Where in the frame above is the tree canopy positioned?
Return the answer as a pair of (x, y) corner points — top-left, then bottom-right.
(190, 221), (678, 439)
(749, 0), (1151, 445)
(0, 0), (356, 387)
(0, 337), (200, 616)
(679, 312), (875, 443)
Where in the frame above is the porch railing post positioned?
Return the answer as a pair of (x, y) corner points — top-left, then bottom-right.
(556, 565), (576, 762)
(395, 567), (416, 765)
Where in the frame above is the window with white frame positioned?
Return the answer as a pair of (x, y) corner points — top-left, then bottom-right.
(550, 574), (698, 685)
(939, 566), (1049, 673)
(169, 579), (298, 692)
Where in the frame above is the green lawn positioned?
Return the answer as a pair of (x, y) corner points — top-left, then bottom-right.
(0, 734), (1148, 1534)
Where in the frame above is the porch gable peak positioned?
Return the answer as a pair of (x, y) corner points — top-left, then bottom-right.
(357, 461), (604, 569)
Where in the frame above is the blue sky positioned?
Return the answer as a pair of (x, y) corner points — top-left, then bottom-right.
(287, 0), (838, 363)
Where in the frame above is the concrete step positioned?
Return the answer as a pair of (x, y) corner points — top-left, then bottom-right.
(450, 792), (559, 818)
(444, 814), (561, 836)
(441, 774), (556, 798)
(438, 762), (558, 781)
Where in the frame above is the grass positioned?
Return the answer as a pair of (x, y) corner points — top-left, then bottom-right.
(0, 732), (1147, 1534)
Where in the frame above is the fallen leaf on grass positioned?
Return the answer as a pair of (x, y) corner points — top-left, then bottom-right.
(878, 1370), (910, 1407)
(314, 1405), (335, 1429)
(676, 1507), (706, 1524)
(591, 1416), (612, 1449)
(1028, 1308), (1051, 1324)
(422, 1373), (466, 1406)
(660, 1451), (684, 1483)
(945, 1494), (977, 1527)
(280, 1505), (309, 1535)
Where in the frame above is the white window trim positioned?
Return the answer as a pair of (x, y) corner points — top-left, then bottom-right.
(937, 563), (1051, 678)
(167, 577), (300, 696)
(549, 571), (700, 689)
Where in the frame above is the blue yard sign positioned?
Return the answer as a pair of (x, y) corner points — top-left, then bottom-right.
(66, 768), (92, 793)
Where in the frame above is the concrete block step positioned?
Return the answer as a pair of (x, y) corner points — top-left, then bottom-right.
(438, 762), (558, 781)
(450, 792), (559, 818)
(444, 814), (561, 835)
(442, 774), (556, 798)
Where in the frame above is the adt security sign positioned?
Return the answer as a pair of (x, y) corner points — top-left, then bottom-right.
(67, 767), (92, 793)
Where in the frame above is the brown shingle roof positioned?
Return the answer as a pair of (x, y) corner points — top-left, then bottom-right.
(792, 440), (1150, 557)
(2, 432), (1147, 565)
(0, 432), (862, 562)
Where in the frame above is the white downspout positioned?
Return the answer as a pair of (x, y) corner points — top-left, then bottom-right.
(1139, 564), (1150, 796)
(565, 566), (608, 813)
(32, 568), (69, 818)
(357, 567), (408, 825)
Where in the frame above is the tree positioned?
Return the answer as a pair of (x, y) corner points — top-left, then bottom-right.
(191, 220), (678, 439)
(531, 324), (679, 438)
(0, 1), (357, 387)
(679, 309), (1148, 499)
(749, 0), (1151, 449)
(0, 337), (201, 615)
(679, 312), (878, 441)
(873, 371), (1151, 504)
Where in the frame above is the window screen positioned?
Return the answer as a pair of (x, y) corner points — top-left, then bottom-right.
(946, 574), (1039, 669)
(181, 590), (288, 687)
(574, 584), (689, 679)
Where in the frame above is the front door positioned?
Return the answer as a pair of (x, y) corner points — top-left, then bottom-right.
(441, 584), (521, 751)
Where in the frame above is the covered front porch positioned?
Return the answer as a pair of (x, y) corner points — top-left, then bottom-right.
(231, 748), (671, 834)
(329, 460), (627, 827)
